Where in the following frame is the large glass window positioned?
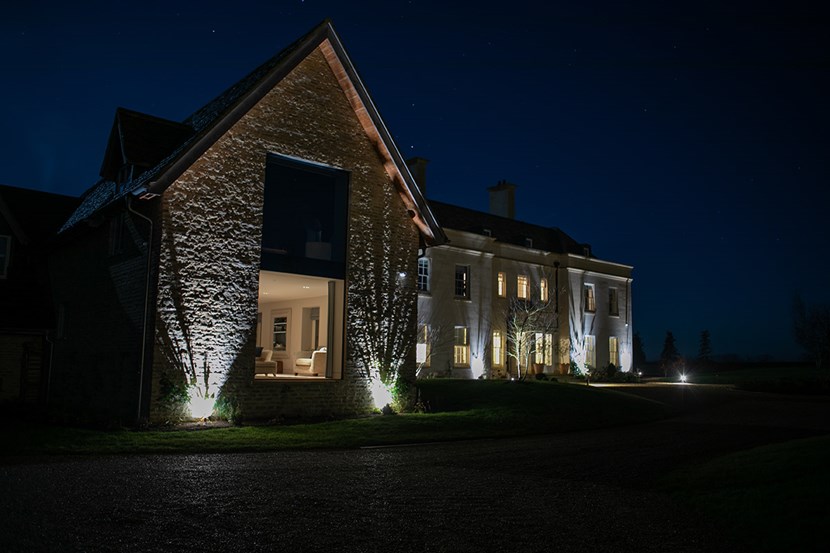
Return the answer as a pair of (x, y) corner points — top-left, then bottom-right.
(540, 278), (548, 302)
(497, 272), (506, 297)
(609, 336), (619, 367)
(261, 154), (349, 279)
(417, 258), (430, 292)
(454, 326), (469, 366)
(455, 265), (470, 298)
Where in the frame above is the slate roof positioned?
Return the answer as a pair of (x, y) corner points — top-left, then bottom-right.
(60, 20), (445, 245)
(99, 108), (194, 182)
(0, 184), (79, 244)
(427, 199), (590, 256)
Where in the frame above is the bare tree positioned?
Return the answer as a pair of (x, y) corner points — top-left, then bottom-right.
(503, 295), (560, 380)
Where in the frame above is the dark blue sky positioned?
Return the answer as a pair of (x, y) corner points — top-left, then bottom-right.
(2, 1), (828, 360)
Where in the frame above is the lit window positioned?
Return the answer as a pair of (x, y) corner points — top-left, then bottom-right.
(609, 336), (619, 367)
(609, 288), (619, 316)
(533, 333), (554, 365)
(417, 324), (430, 366)
(455, 265), (470, 298)
(417, 258), (430, 292)
(540, 278), (548, 302)
(492, 330), (504, 367)
(586, 335), (596, 368)
(497, 272), (506, 297)
(454, 326), (469, 366)
(584, 284), (596, 312)
(517, 275), (529, 299)
(559, 338), (570, 366)
(0, 235), (9, 278)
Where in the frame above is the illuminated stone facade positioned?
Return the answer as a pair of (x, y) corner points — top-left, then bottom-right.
(49, 22), (443, 424)
(418, 199), (633, 377)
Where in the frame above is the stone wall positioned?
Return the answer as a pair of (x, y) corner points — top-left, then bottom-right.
(150, 46), (419, 422)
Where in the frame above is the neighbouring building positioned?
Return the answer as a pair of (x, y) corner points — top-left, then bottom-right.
(410, 160), (633, 379)
(47, 20), (444, 424)
(0, 184), (78, 406)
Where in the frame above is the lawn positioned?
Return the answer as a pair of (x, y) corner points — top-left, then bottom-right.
(1, 379), (669, 457)
(682, 364), (830, 394)
(661, 435), (830, 553)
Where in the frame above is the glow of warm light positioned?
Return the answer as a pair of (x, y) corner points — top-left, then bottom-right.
(188, 386), (215, 419)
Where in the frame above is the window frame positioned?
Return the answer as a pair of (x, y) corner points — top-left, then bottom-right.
(454, 265), (470, 299)
(453, 326), (470, 367)
(584, 284), (596, 313)
(497, 272), (506, 297)
(540, 278), (548, 302)
(492, 330), (504, 368)
(609, 287), (619, 316)
(417, 257), (430, 292)
(609, 336), (619, 367)
(586, 335), (596, 368)
(517, 274), (529, 300)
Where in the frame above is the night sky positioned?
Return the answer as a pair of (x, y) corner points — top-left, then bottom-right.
(2, 1), (828, 361)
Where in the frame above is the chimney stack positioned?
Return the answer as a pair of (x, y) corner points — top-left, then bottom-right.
(406, 157), (429, 196)
(487, 180), (516, 219)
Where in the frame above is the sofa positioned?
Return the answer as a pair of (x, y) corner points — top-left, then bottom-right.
(294, 348), (327, 377)
(255, 349), (281, 376)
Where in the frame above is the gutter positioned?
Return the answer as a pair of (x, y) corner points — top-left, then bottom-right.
(126, 195), (154, 424)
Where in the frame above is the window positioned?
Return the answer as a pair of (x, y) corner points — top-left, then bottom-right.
(455, 265), (470, 298)
(586, 335), (596, 368)
(559, 338), (570, 366)
(534, 333), (553, 365)
(272, 311), (290, 352)
(525, 237), (533, 248)
(454, 326), (469, 366)
(492, 330), (504, 367)
(540, 278), (548, 302)
(417, 258), (430, 292)
(609, 288), (619, 316)
(0, 235), (9, 278)
(609, 337), (619, 367)
(584, 284), (596, 312)
(416, 324), (430, 366)
(497, 272), (506, 297)
(517, 275), (529, 299)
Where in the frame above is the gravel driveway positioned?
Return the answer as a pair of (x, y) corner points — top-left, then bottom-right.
(2, 385), (828, 552)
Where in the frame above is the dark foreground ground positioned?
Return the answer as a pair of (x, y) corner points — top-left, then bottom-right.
(1, 384), (828, 552)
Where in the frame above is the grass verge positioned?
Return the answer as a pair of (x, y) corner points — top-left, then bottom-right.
(660, 435), (830, 553)
(1, 379), (669, 457)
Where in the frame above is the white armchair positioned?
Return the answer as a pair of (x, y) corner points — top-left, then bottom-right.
(294, 348), (327, 377)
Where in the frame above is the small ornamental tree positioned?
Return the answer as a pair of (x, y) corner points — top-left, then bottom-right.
(503, 295), (559, 380)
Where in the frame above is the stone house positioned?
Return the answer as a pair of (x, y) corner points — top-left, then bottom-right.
(49, 20), (445, 424)
(411, 166), (633, 379)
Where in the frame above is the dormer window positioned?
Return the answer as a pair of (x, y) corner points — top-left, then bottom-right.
(482, 228), (492, 237)
(525, 237), (533, 248)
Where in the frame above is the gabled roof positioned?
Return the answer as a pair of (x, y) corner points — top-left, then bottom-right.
(427, 199), (589, 256)
(99, 108), (194, 181)
(61, 20), (446, 245)
(0, 184), (79, 245)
